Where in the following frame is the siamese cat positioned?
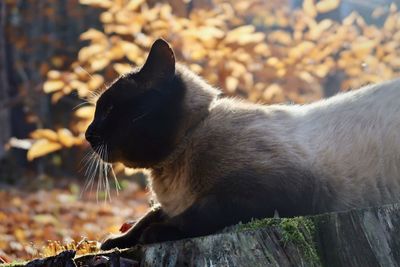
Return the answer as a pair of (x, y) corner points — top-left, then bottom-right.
(85, 39), (400, 250)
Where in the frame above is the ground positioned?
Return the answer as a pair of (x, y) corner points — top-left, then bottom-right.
(0, 179), (149, 263)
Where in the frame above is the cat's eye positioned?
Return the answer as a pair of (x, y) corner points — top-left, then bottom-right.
(103, 105), (113, 118)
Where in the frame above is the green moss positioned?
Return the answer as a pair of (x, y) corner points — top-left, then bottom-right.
(239, 217), (321, 265)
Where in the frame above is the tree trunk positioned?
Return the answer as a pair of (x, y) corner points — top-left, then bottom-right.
(10, 203), (400, 267)
(0, 1), (11, 160)
(1, 0), (101, 175)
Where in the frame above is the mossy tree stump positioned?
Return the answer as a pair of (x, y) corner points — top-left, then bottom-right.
(6, 203), (400, 267)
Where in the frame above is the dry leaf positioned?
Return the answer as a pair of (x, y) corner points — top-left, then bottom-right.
(316, 0), (340, 14)
(47, 70), (62, 79)
(90, 57), (110, 72)
(27, 139), (62, 161)
(303, 0), (317, 18)
(30, 129), (59, 142)
(75, 106), (95, 120)
(113, 63), (132, 75)
(263, 83), (284, 103)
(121, 41), (142, 62)
(78, 44), (105, 63)
(43, 80), (64, 93)
(100, 11), (114, 24)
(80, 29), (106, 41)
(88, 74), (104, 90)
(289, 41), (314, 59)
(225, 76), (239, 93)
(308, 19), (333, 40)
(126, 0), (144, 11)
(57, 129), (76, 148)
(79, 0), (112, 8)
(268, 30), (292, 45)
(225, 25), (256, 43)
(51, 91), (66, 104)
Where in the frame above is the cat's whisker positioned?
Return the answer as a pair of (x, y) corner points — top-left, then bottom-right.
(81, 148), (94, 161)
(110, 165), (120, 195)
(96, 144), (104, 203)
(103, 145), (109, 202)
(77, 65), (108, 105)
(72, 101), (90, 111)
(83, 149), (97, 178)
(79, 149), (96, 173)
(102, 145), (109, 202)
(84, 143), (101, 201)
(83, 151), (98, 183)
(100, 144), (107, 201)
(105, 144), (120, 195)
(100, 151), (107, 203)
(132, 112), (149, 124)
(77, 65), (94, 80)
(87, 146), (101, 181)
(106, 147), (114, 200)
(80, 149), (98, 199)
(87, 89), (104, 105)
(104, 165), (111, 202)
(89, 155), (99, 198)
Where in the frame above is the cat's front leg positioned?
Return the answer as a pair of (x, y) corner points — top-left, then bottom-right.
(139, 194), (274, 244)
(139, 222), (184, 244)
(101, 206), (166, 250)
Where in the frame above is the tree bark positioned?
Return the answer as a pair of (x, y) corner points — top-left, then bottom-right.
(0, 1), (11, 160)
(8, 203), (400, 267)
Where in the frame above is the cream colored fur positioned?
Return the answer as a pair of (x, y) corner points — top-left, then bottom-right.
(150, 66), (400, 217)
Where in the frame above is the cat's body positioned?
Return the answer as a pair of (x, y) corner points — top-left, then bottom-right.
(85, 39), (400, 250)
(151, 72), (400, 218)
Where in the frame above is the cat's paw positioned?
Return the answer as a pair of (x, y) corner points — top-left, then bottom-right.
(100, 235), (138, 250)
(139, 223), (183, 244)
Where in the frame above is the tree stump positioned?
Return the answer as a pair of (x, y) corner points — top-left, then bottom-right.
(5, 203), (400, 267)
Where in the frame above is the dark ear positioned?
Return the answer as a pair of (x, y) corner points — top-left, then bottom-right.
(139, 39), (175, 84)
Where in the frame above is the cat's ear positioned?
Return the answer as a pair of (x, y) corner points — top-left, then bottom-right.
(139, 39), (175, 83)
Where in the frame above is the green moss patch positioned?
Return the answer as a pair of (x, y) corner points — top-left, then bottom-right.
(239, 217), (320, 264)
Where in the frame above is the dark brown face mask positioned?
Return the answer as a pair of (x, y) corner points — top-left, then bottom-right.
(85, 39), (185, 168)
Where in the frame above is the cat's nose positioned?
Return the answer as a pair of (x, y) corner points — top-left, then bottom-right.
(85, 124), (97, 143)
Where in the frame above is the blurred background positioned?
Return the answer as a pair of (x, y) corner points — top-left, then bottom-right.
(1, 0), (400, 262)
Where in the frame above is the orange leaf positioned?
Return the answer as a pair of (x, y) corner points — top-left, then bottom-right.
(303, 0), (317, 17)
(79, 0), (112, 8)
(268, 30), (292, 45)
(47, 70), (62, 79)
(90, 57), (110, 72)
(43, 80), (64, 93)
(75, 106), (95, 120)
(88, 74), (105, 90)
(120, 41), (142, 62)
(27, 139), (62, 161)
(316, 0), (340, 14)
(51, 91), (65, 104)
(30, 129), (59, 142)
(78, 44), (105, 63)
(57, 129), (76, 148)
(225, 76), (239, 93)
(114, 63), (132, 75)
(80, 28), (106, 41)
(126, 0), (144, 10)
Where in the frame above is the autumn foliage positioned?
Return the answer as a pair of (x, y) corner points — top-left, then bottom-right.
(12, 0), (400, 163)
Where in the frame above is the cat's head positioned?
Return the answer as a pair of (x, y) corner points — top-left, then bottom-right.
(85, 39), (219, 168)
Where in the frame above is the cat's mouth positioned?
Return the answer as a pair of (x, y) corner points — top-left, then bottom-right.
(85, 130), (113, 163)
(87, 141), (114, 163)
